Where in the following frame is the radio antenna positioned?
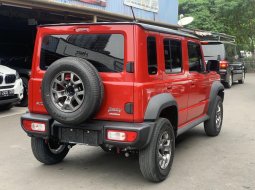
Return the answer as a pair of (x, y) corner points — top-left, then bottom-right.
(130, 6), (137, 22)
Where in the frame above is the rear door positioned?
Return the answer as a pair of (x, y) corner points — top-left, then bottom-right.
(161, 35), (189, 126)
(30, 24), (135, 122)
(187, 41), (210, 121)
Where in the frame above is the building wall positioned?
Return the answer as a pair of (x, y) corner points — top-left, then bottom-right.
(50, 0), (179, 25)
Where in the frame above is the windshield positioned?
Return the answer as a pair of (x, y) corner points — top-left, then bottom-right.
(40, 34), (124, 72)
(202, 43), (225, 61)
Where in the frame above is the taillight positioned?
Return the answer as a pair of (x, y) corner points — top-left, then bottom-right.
(106, 130), (137, 142)
(220, 60), (229, 69)
(22, 120), (47, 132)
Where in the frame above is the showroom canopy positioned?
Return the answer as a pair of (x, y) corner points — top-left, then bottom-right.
(0, 0), (178, 27)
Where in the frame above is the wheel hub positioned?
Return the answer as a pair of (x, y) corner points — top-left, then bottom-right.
(158, 131), (171, 170)
(50, 71), (85, 113)
(215, 104), (222, 129)
(66, 85), (75, 96)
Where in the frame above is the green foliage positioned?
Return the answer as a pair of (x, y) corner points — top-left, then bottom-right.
(179, 0), (255, 51)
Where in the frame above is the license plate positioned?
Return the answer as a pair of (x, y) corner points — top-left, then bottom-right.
(0, 90), (14, 97)
(60, 128), (99, 146)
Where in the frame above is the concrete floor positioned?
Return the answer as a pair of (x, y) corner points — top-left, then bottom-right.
(0, 74), (255, 190)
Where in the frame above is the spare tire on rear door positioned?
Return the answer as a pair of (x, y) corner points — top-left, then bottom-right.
(42, 57), (104, 125)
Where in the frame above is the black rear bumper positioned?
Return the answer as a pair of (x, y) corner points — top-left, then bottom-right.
(21, 113), (155, 149)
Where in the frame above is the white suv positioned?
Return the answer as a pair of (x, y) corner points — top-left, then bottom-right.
(0, 65), (24, 110)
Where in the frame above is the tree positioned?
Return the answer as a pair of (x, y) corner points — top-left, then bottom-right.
(179, 0), (255, 52)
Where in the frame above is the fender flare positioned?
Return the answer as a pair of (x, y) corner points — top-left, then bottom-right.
(144, 93), (178, 121)
(208, 81), (224, 116)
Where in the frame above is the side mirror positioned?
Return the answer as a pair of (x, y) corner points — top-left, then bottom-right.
(206, 60), (220, 72)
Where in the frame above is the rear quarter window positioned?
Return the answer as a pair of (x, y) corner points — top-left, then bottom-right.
(40, 34), (124, 73)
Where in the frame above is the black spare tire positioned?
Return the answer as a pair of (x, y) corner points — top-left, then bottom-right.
(42, 57), (104, 125)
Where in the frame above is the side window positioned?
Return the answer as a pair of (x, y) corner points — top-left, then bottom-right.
(147, 36), (158, 75)
(188, 42), (204, 72)
(164, 39), (182, 73)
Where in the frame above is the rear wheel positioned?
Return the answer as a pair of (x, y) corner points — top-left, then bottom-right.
(139, 118), (175, 182)
(204, 96), (223, 137)
(224, 74), (232, 88)
(31, 137), (69, 165)
(238, 71), (245, 84)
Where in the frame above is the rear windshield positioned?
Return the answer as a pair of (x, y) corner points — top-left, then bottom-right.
(40, 34), (124, 72)
(202, 43), (225, 61)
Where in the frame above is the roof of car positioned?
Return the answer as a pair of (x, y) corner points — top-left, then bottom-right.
(39, 22), (198, 39)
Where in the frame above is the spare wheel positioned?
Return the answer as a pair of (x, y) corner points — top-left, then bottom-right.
(41, 57), (104, 125)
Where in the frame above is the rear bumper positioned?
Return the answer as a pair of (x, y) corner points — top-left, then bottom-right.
(21, 113), (154, 149)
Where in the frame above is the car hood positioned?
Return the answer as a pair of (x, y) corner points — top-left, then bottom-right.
(0, 65), (16, 75)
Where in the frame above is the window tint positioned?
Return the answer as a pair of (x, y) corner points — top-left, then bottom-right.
(188, 42), (204, 72)
(164, 39), (182, 73)
(225, 43), (237, 62)
(202, 43), (225, 61)
(147, 36), (158, 75)
(40, 34), (124, 72)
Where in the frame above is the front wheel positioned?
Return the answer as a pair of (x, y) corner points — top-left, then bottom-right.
(139, 118), (175, 182)
(31, 137), (69, 165)
(204, 96), (223, 137)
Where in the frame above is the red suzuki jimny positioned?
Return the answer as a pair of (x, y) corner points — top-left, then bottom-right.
(21, 22), (224, 182)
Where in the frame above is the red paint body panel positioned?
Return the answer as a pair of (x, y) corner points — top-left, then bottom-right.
(29, 23), (220, 128)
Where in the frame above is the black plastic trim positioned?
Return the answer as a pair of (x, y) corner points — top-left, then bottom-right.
(177, 115), (209, 136)
(125, 102), (134, 114)
(126, 62), (134, 73)
(21, 113), (155, 149)
(144, 93), (178, 121)
(208, 81), (224, 117)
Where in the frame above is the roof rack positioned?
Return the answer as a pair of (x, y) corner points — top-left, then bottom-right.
(180, 28), (236, 43)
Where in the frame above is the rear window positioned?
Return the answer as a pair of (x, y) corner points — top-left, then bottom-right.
(40, 34), (124, 72)
(202, 43), (225, 61)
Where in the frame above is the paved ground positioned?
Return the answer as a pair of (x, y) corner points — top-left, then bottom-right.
(0, 74), (255, 190)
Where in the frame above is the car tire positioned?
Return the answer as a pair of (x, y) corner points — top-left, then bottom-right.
(139, 118), (175, 182)
(0, 103), (13, 110)
(224, 74), (233, 88)
(204, 96), (223, 137)
(31, 137), (69, 165)
(238, 71), (245, 84)
(41, 57), (104, 125)
(17, 77), (28, 107)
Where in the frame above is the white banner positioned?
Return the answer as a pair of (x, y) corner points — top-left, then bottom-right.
(124, 0), (159, 13)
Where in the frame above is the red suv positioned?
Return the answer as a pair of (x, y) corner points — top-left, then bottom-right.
(21, 23), (224, 182)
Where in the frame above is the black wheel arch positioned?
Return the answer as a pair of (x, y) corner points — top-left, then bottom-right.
(144, 93), (178, 136)
(208, 81), (224, 116)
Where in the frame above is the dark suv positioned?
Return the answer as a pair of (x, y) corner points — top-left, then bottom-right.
(202, 41), (245, 88)
(21, 22), (224, 182)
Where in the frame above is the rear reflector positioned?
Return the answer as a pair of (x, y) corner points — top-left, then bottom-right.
(106, 130), (137, 142)
(22, 120), (46, 132)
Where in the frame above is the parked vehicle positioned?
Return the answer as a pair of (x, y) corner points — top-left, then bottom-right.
(202, 41), (245, 88)
(0, 29), (34, 107)
(21, 22), (224, 182)
(180, 28), (245, 88)
(0, 65), (23, 110)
